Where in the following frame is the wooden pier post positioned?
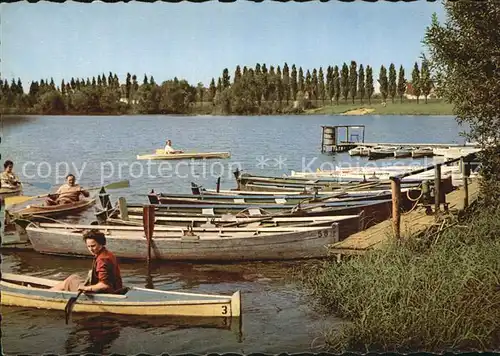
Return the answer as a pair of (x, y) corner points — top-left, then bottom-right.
(216, 177), (221, 193)
(321, 127), (325, 153)
(118, 197), (129, 221)
(434, 164), (442, 215)
(390, 177), (401, 239)
(461, 157), (469, 209)
(143, 205), (155, 268)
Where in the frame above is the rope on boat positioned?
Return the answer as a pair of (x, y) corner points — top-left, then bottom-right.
(28, 215), (74, 226)
(402, 184), (424, 215)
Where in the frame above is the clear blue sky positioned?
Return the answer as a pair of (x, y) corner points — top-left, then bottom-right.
(2, 1), (444, 91)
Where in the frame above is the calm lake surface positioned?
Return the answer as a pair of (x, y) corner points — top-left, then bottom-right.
(1, 114), (467, 354)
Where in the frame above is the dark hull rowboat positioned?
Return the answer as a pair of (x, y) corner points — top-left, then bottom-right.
(1, 273), (241, 317)
(150, 188), (411, 206)
(9, 198), (96, 220)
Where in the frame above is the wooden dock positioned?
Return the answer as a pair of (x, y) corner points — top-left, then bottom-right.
(328, 178), (480, 257)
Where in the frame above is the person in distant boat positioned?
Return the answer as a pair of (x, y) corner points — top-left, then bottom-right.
(45, 174), (90, 206)
(164, 139), (184, 154)
(50, 229), (123, 294)
(0, 160), (22, 189)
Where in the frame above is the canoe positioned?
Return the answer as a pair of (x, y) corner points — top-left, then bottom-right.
(26, 222), (341, 261)
(8, 198), (96, 220)
(136, 151), (230, 161)
(1, 273), (241, 317)
(0, 186), (22, 199)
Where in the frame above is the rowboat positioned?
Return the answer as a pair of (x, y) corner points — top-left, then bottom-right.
(348, 146), (370, 156)
(393, 147), (414, 158)
(149, 189), (401, 206)
(26, 222), (341, 261)
(137, 151), (230, 161)
(368, 146), (398, 160)
(112, 199), (397, 233)
(1, 273), (241, 317)
(101, 214), (362, 231)
(411, 147), (434, 158)
(139, 199), (395, 216)
(8, 198), (96, 220)
(191, 183), (313, 196)
(235, 171), (426, 187)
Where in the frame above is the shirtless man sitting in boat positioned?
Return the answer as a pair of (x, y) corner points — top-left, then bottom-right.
(1, 160), (22, 189)
(45, 174), (90, 206)
(50, 229), (123, 294)
(164, 139), (184, 154)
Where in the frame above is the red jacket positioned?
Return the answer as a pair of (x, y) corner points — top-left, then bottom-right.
(90, 247), (123, 293)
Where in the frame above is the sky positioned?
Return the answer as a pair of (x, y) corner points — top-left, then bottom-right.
(1, 1), (445, 91)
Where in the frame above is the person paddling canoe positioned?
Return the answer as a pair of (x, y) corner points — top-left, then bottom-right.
(0, 160), (22, 189)
(164, 139), (184, 154)
(50, 229), (123, 294)
(45, 174), (90, 206)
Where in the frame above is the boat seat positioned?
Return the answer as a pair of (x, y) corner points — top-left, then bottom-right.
(233, 198), (246, 203)
(248, 208), (262, 217)
(202, 208), (215, 215)
(274, 198), (287, 204)
(220, 214), (236, 222)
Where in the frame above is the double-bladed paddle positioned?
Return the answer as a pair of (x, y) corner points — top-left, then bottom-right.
(5, 180), (130, 206)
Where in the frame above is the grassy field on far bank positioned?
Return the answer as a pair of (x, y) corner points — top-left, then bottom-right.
(299, 203), (500, 353)
(306, 99), (455, 116)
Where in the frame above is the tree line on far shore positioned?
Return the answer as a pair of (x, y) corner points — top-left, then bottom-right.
(0, 61), (433, 116)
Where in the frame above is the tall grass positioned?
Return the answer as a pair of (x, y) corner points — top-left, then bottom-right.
(300, 204), (500, 352)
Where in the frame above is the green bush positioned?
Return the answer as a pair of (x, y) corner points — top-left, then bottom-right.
(300, 204), (500, 352)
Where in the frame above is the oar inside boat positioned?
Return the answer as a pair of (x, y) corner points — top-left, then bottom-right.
(5, 180), (130, 206)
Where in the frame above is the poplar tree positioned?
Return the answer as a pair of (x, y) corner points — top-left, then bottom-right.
(340, 62), (349, 102)
(388, 63), (397, 103)
(378, 65), (389, 102)
(397, 65), (406, 103)
(411, 62), (421, 103)
(358, 64), (365, 104)
(366, 65), (374, 104)
(349, 61), (358, 104)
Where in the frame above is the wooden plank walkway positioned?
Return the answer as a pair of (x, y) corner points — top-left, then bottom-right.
(329, 178), (480, 256)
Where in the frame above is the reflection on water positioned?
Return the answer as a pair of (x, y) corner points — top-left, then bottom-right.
(2, 251), (332, 354)
(2, 115), (466, 353)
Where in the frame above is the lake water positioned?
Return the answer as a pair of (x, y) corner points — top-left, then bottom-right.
(1, 114), (466, 354)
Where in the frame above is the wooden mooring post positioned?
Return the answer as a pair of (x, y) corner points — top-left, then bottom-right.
(461, 157), (469, 209)
(434, 163), (442, 216)
(143, 205), (155, 277)
(390, 177), (401, 239)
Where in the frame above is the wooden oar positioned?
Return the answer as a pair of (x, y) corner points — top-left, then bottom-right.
(5, 180), (130, 206)
(65, 290), (83, 324)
